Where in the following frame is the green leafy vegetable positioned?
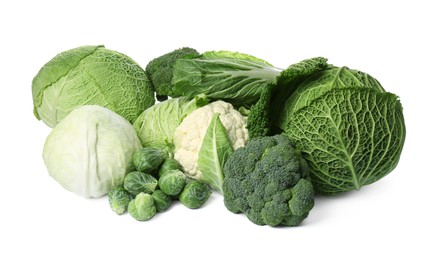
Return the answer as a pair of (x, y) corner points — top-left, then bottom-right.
(179, 181), (212, 209)
(133, 95), (208, 148)
(270, 57), (330, 126)
(172, 53), (329, 137)
(158, 158), (183, 178)
(128, 193), (157, 221)
(32, 45), (154, 127)
(42, 105), (142, 198)
(284, 88), (405, 194)
(246, 85), (273, 138)
(151, 190), (172, 212)
(123, 171), (158, 196)
(201, 50), (273, 65)
(223, 135), (314, 227)
(108, 187), (132, 215)
(247, 57), (329, 137)
(145, 47), (199, 101)
(198, 113), (234, 193)
(158, 169), (187, 196)
(172, 51), (281, 105)
(133, 147), (167, 173)
(277, 66), (385, 127)
(275, 57), (330, 98)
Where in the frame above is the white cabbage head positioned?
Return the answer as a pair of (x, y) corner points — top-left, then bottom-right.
(43, 105), (142, 198)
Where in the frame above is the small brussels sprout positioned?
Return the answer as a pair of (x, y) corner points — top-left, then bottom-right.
(152, 190), (172, 212)
(128, 193), (157, 221)
(179, 181), (212, 209)
(108, 187), (132, 215)
(158, 158), (182, 178)
(133, 147), (167, 173)
(124, 171), (158, 196)
(159, 169), (187, 196)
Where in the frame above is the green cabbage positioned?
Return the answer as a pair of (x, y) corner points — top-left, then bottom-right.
(171, 51), (281, 105)
(278, 67), (406, 194)
(32, 45), (154, 127)
(43, 105), (142, 198)
(133, 95), (208, 148)
(278, 66), (385, 126)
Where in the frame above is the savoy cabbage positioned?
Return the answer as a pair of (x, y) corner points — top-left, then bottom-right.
(277, 67), (406, 194)
(32, 45), (154, 127)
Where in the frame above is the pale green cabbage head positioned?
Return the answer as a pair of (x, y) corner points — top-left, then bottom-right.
(43, 105), (142, 198)
(32, 45), (154, 127)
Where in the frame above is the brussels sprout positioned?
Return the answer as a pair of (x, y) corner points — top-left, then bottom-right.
(152, 190), (172, 212)
(133, 147), (167, 173)
(158, 158), (183, 178)
(128, 193), (157, 221)
(179, 181), (212, 209)
(108, 187), (132, 215)
(124, 171), (158, 196)
(159, 169), (187, 196)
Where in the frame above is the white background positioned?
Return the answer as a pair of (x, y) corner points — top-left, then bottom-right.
(1, 0), (427, 259)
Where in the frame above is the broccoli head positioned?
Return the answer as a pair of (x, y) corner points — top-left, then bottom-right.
(145, 47), (199, 101)
(246, 83), (273, 138)
(222, 134), (314, 226)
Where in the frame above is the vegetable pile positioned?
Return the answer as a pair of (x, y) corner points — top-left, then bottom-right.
(109, 148), (212, 220)
(33, 45), (406, 227)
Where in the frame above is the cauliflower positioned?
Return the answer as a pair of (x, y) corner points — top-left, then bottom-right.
(173, 100), (249, 179)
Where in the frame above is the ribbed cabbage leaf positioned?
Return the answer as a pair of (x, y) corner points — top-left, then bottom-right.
(284, 88), (405, 194)
(32, 45), (154, 127)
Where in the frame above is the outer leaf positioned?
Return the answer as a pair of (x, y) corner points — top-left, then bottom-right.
(274, 57), (329, 101)
(172, 52), (282, 105)
(284, 88), (406, 194)
(271, 57), (330, 126)
(278, 66), (385, 128)
(32, 45), (154, 127)
(32, 45), (102, 110)
(198, 113), (234, 193)
(133, 95), (208, 148)
(202, 50), (273, 66)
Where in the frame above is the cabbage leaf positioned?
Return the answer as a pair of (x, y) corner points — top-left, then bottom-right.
(172, 51), (282, 105)
(277, 66), (385, 127)
(32, 45), (154, 127)
(133, 95), (208, 148)
(198, 113), (234, 193)
(284, 88), (406, 194)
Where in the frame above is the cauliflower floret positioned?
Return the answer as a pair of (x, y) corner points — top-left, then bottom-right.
(173, 100), (249, 179)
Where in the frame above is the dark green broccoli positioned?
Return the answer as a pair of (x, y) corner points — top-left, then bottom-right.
(222, 134), (314, 227)
(246, 84), (273, 138)
(145, 47), (199, 101)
